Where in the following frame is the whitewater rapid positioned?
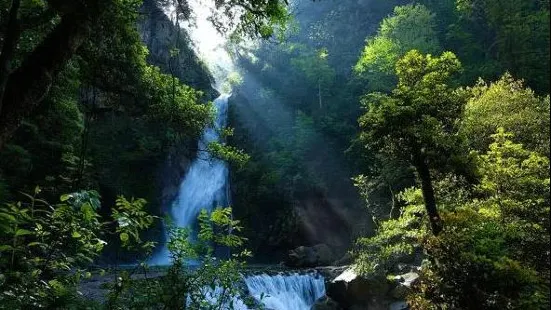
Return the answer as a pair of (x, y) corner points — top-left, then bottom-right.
(244, 272), (325, 310)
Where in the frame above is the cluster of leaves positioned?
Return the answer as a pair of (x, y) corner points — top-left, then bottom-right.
(460, 73), (550, 156)
(161, 0), (292, 41)
(353, 187), (427, 276)
(354, 4), (442, 92)
(107, 207), (258, 310)
(0, 188), (156, 308)
(112, 196), (157, 251)
(208, 141), (251, 169)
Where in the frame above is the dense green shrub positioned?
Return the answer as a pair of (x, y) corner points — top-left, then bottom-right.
(0, 188), (156, 308)
(354, 129), (550, 309)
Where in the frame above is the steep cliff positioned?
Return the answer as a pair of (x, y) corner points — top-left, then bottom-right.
(138, 0), (218, 212)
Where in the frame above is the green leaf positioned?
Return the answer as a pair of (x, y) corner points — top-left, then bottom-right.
(0, 245), (14, 252)
(120, 232), (129, 242)
(72, 231), (82, 238)
(117, 216), (131, 228)
(0, 212), (16, 222)
(15, 229), (33, 236)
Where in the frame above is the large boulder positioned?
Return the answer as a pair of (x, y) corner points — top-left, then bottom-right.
(389, 272), (419, 300)
(333, 252), (353, 266)
(311, 296), (342, 310)
(326, 267), (390, 309)
(316, 266), (349, 281)
(286, 244), (336, 267)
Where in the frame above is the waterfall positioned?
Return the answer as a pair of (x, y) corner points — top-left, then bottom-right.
(244, 273), (326, 310)
(149, 5), (326, 310)
(150, 94), (231, 265)
(171, 93), (231, 228)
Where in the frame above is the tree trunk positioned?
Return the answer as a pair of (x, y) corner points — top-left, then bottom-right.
(414, 152), (443, 235)
(0, 0), (21, 116)
(318, 80), (322, 109)
(0, 13), (93, 151)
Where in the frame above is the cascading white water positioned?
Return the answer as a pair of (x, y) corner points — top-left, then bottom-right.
(190, 273), (325, 310)
(243, 273), (326, 310)
(150, 94), (231, 265)
(171, 93), (231, 227)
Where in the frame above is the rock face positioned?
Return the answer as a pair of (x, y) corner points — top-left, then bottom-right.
(389, 301), (409, 310)
(324, 267), (418, 310)
(286, 244), (337, 267)
(326, 268), (389, 309)
(138, 0), (216, 98)
(312, 296), (343, 310)
(389, 272), (419, 300)
(333, 252), (353, 266)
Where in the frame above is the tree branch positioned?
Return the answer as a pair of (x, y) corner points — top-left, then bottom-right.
(0, 11), (95, 150)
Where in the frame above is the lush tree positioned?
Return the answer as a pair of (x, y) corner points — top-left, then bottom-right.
(354, 129), (549, 309)
(290, 48), (335, 109)
(354, 4), (442, 92)
(454, 0), (550, 93)
(460, 73), (550, 156)
(358, 50), (464, 235)
(409, 129), (550, 309)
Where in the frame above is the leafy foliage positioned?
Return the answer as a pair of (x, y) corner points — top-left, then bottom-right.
(107, 207), (257, 310)
(353, 188), (427, 276)
(355, 129), (550, 309)
(409, 130), (549, 309)
(0, 188), (155, 308)
(359, 50), (463, 164)
(354, 4), (442, 92)
(460, 73), (550, 155)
